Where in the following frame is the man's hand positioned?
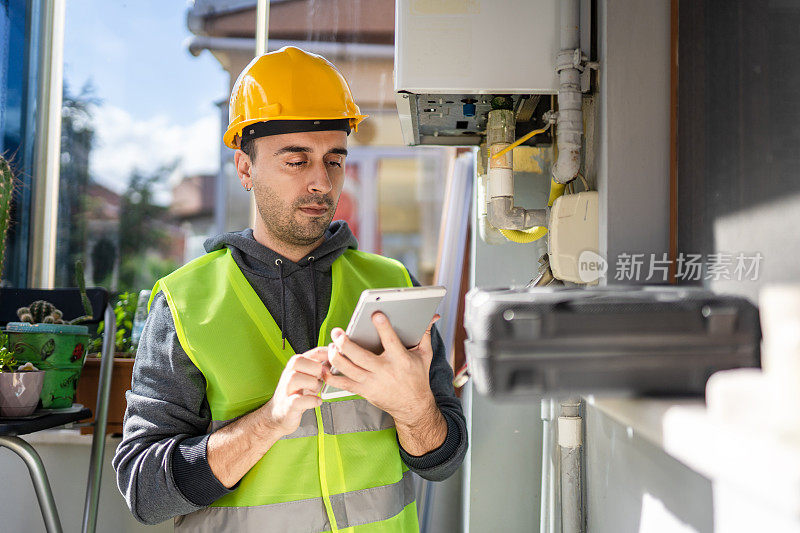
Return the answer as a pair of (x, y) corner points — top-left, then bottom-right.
(208, 346), (328, 488)
(261, 347), (329, 436)
(323, 313), (447, 455)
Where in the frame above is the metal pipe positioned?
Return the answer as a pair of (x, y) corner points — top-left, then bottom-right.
(552, 0), (583, 185)
(28, 0), (65, 288)
(549, 398), (559, 533)
(560, 0), (580, 50)
(187, 36), (395, 60)
(540, 399), (553, 533)
(255, 0), (269, 56)
(81, 304), (116, 533)
(0, 436), (63, 532)
(558, 398), (584, 533)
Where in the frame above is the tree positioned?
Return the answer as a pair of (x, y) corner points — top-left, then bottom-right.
(90, 236), (116, 287)
(116, 164), (178, 292)
(57, 81), (100, 287)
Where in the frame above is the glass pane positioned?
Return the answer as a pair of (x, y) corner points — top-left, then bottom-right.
(1, 0), (39, 287)
(56, 0), (226, 293)
(185, 1), (453, 283)
(55, 1), (454, 296)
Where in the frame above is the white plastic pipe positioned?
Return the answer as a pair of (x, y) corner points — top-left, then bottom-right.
(559, 398), (584, 533)
(540, 399), (552, 533)
(485, 109), (547, 231)
(551, 0), (583, 185)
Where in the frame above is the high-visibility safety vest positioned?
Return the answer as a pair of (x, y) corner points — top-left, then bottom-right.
(149, 247), (419, 532)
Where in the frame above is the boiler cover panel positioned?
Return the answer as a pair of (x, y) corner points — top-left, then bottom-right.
(394, 0), (560, 94)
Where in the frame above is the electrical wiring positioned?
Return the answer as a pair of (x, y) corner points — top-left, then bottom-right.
(577, 172), (590, 192)
(490, 122), (552, 161)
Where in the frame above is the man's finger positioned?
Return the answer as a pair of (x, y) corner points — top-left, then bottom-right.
(332, 329), (382, 372)
(322, 369), (361, 396)
(286, 373), (324, 396)
(328, 344), (370, 382)
(290, 354), (326, 379)
(302, 346), (330, 364)
(288, 393), (323, 411)
(370, 313), (406, 354)
(421, 314), (440, 340)
(414, 314), (441, 350)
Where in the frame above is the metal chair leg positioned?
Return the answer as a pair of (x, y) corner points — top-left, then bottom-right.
(82, 303), (116, 533)
(0, 435), (63, 533)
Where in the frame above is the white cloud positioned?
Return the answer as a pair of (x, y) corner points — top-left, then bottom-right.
(88, 103), (220, 202)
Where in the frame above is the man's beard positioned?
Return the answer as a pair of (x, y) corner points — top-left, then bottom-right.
(254, 183), (337, 246)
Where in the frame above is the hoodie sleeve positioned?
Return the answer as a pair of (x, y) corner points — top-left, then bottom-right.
(112, 292), (235, 525)
(397, 272), (469, 481)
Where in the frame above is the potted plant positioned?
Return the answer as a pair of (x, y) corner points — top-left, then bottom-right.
(76, 291), (139, 435)
(5, 262), (94, 409)
(0, 331), (45, 417)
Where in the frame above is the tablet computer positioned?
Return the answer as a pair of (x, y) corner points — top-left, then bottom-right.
(320, 285), (447, 400)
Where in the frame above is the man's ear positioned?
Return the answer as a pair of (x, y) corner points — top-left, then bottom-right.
(234, 149), (252, 189)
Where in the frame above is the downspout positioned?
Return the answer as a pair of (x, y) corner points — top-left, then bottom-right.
(551, 0), (583, 185)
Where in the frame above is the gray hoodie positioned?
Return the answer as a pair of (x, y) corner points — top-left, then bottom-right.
(112, 221), (468, 525)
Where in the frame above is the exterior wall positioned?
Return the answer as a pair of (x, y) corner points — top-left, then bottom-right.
(588, 0), (715, 530)
(0, 433), (171, 532)
(598, 0), (671, 283)
(585, 404), (714, 533)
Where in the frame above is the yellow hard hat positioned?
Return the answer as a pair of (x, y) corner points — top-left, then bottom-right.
(223, 46), (368, 149)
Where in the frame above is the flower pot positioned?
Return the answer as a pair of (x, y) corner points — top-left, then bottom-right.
(0, 370), (45, 417)
(75, 356), (135, 435)
(6, 322), (90, 408)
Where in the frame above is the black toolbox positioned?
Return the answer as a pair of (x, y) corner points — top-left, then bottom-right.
(463, 286), (761, 398)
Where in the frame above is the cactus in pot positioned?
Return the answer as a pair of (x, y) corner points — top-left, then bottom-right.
(0, 155), (17, 280)
(6, 260), (94, 408)
(16, 261), (94, 325)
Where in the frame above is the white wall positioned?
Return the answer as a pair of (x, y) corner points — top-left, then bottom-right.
(585, 404), (714, 533)
(587, 0), (716, 530)
(0, 432), (171, 533)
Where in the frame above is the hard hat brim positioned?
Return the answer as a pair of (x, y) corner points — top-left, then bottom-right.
(224, 115), (368, 150)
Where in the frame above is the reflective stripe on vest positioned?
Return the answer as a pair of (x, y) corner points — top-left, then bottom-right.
(151, 248), (418, 532)
(173, 470), (416, 533)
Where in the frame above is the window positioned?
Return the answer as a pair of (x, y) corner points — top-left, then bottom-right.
(55, 0), (226, 293)
(0, 0), (41, 287)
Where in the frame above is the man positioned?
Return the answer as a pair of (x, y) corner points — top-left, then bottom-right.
(113, 46), (467, 532)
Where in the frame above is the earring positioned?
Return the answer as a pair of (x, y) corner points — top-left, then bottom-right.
(244, 184), (252, 191)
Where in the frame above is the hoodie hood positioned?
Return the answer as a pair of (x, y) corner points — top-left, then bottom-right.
(203, 219), (358, 278)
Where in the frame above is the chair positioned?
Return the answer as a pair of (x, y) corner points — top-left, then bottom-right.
(0, 288), (116, 533)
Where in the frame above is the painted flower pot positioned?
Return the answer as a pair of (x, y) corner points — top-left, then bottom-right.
(6, 322), (90, 408)
(0, 371), (45, 417)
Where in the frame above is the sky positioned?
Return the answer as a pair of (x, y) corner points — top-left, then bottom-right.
(62, 0), (229, 201)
